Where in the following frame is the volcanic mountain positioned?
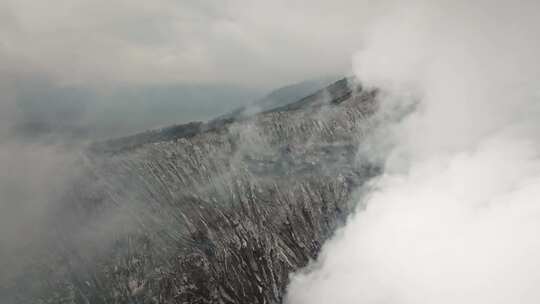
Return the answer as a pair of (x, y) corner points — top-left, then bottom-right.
(7, 78), (381, 304)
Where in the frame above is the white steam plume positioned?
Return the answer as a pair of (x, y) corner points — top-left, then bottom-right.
(286, 1), (540, 303)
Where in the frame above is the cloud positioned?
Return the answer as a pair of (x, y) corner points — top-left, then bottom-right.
(286, 0), (540, 303)
(0, 0), (376, 87)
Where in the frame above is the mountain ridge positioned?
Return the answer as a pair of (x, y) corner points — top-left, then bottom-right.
(91, 77), (357, 154)
(5, 77), (382, 304)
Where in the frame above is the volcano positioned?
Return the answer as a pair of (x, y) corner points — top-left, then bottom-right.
(8, 78), (380, 304)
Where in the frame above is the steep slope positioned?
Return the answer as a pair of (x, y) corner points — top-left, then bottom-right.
(7, 78), (380, 304)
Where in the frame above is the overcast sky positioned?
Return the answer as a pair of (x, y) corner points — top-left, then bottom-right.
(0, 0), (377, 88)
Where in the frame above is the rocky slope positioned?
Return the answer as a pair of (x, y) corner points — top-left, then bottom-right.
(5, 78), (381, 304)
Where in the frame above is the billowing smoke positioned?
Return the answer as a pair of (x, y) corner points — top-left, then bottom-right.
(286, 0), (540, 303)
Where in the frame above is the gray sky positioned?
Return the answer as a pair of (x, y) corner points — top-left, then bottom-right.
(0, 0), (370, 88)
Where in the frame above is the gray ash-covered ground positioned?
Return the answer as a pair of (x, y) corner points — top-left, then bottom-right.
(4, 78), (381, 303)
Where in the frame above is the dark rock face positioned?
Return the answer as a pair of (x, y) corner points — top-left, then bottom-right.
(6, 78), (380, 303)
